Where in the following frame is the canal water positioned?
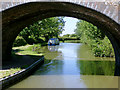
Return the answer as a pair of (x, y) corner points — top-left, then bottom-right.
(10, 43), (119, 88)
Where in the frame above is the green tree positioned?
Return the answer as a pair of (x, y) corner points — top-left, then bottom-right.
(70, 34), (78, 38)
(19, 17), (65, 44)
(75, 20), (114, 57)
(63, 34), (70, 37)
(75, 20), (105, 41)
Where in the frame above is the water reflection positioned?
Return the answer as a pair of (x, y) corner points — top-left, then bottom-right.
(48, 45), (59, 52)
(35, 45), (61, 60)
(77, 61), (115, 75)
(10, 43), (118, 88)
(33, 60), (115, 76)
(33, 43), (115, 76)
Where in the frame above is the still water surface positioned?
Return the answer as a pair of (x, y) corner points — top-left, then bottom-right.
(10, 43), (118, 88)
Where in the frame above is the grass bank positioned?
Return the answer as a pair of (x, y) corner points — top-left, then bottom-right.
(0, 68), (22, 78)
(62, 40), (81, 43)
(1, 44), (44, 79)
(12, 44), (44, 56)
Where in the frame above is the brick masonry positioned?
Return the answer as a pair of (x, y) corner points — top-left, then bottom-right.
(0, 1), (120, 75)
(0, 0), (119, 24)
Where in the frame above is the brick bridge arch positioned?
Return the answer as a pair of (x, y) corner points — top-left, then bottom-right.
(1, 2), (120, 75)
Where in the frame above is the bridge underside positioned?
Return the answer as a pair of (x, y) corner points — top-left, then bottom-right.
(2, 2), (120, 75)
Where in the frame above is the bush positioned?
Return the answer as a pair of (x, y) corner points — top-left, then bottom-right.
(75, 20), (115, 57)
(25, 37), (35, 45)
(34, 38), (45, 43)
(90, 37), (114, 57)
(13, 36), (27, 47)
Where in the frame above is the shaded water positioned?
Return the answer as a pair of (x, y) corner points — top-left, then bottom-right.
(10, 43), (119, 88)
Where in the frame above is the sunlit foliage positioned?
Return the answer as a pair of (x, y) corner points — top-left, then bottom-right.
(75, 20), (114, 57)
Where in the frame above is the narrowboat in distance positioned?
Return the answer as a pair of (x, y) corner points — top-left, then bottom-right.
(48, 38), (59, 46)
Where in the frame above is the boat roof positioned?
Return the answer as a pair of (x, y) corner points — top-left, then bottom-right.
(49, 38), (58, 40)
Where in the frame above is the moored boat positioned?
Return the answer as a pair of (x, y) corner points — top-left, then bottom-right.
(48, 38), (59, 46)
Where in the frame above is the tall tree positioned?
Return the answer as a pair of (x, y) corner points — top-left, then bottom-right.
(75, 20), (114, 57)
(19, 17), (65, 43)
(75, 20), (105, 42)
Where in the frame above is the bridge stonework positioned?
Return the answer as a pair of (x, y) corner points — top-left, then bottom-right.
(0, 0), (120, 75)
(0, 0), (119, 24)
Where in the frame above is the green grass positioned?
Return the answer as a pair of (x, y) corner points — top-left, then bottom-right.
(12, 44), (44, 56)
(0, 44), (44, 79)
(64, 40), (81, 43)
(0, 68), (22, 78)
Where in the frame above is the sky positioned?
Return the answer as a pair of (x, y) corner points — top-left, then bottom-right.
(60, 17), (79, 36)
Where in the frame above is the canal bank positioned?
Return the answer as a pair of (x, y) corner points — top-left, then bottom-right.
(1, 54), (44, 89)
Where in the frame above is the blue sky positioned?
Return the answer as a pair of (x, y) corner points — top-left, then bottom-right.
(60, 17), (79, 36)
